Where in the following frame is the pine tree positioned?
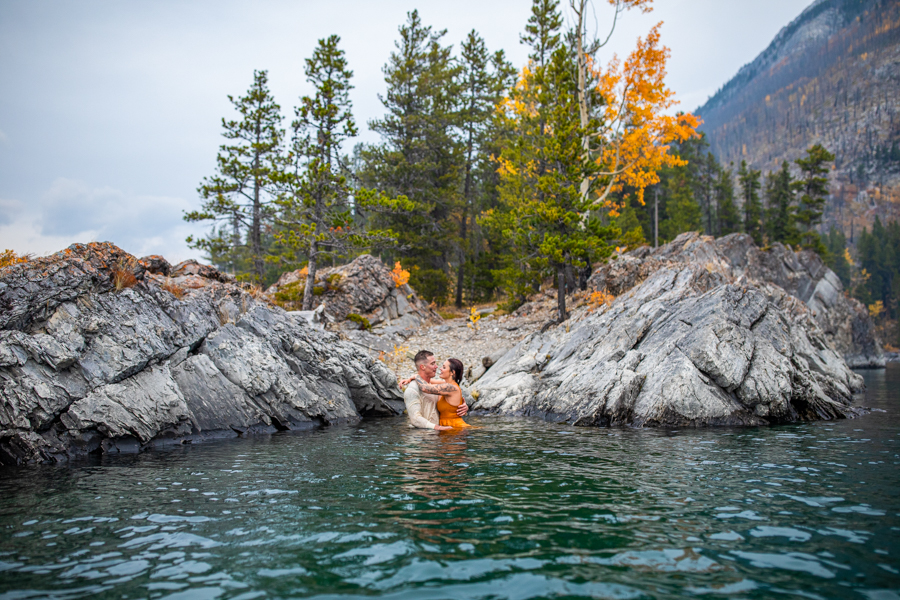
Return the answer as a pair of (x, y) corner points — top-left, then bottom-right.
(358, 10), (462, 301)
(489, 45), (615, 321)
(661, 168), (701, 240)
(716, 164), (741, 236)
(738, 160), (764, 245)
(764, 161), (799, 246)
(792, 143), (835, 253)
(274, 36), (398, 310)
(453, 31), (514, 307)
(697, 151), (719, 236)
(520, 0), (563, 68)
(186, 70), (283, 282)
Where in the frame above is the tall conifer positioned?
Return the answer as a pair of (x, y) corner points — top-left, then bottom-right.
(186, 70), (283, 282)
(275, 36), (397, 310)
(764, 161), (799, 245)
(716, 164), (742, 236)
(358, 10), (461, 301)
(738, 160), (764, 245)
(792, 143), (835, 253)
(454, 31), (514, 307)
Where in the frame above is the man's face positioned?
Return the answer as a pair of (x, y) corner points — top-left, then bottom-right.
(419, 354), (438, 379)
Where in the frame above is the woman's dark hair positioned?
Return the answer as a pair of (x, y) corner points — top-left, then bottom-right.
(447, 358), (464, 384)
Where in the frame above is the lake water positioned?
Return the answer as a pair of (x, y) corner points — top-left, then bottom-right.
(1, 367), (898, 600)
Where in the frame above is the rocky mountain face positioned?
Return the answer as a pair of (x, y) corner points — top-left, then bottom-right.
(697, 0), (900, 234)
(471, 233), (869, 427)
(0, 243), (403, 465)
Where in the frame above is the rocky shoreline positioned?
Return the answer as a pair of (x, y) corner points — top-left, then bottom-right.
(0, 243), (403, 465)
(0, 234), (883, 464)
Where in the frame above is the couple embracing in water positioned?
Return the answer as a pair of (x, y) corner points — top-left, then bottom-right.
(398, 350), (472, 430)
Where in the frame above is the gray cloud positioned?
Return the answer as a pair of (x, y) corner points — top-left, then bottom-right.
(0, 198), (23, 226)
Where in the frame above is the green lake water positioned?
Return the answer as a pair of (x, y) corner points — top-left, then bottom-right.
(1, 366), (898, 600)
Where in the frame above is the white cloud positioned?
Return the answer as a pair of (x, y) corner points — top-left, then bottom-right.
(2, 179), (207, 263)
(0, 128), (7, 143)
(0, 212), (96, 257)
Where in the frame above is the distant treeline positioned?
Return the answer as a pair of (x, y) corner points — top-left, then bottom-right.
(623, 136), (899, 343)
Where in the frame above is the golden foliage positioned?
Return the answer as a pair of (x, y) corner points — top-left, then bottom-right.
(588, 289), (615, 311)
(843, 247), (855, 266)
(868, 300), (884, 318)
(0, 249), (30, 269)
(591, 24), (700, 210)
(391, 261), (410, 288)
(467, 307), (482, 330)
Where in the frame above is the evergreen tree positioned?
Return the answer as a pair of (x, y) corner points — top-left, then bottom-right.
(764, 161), (799, 245)
(738, 160), (764, 245)
(716, 164), (741, 235)
(453, 31), (514, 307)
(358, 10), (462, 301)
(186, 70), (283, 282)
(520, 0), (563, 68)
(661, 168), (701, 240)
(792, 143), (835, 253)
(488, 45), (615, 321)
(274, 36), (398, 310)
(824, 226), (852, 288)
(696, 151), (719, 236)
(856, 217), (900, 320)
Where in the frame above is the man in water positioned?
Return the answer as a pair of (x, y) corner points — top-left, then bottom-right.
(403, 350), (467, 431)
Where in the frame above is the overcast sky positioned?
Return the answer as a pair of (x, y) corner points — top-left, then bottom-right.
(0, 0), (812, 263)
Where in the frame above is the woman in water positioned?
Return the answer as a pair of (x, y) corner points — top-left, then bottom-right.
(401, 358), (471, 429)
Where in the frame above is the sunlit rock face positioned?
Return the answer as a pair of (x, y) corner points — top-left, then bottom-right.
(473, 234), (867, 427)
(0, 243), (403, 465)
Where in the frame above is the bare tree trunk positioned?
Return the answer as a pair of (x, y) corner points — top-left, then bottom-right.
(557, 264), (568, 322)
(654, 186), (659, 248)
(455, 209), (468, 308)
(231, 212), (240, 276)
(565, 261), (576, 295)
(302, 239), (318, 311)
(251, 149), (264, 283)
(573, 0), (591, 204)
(456, 129), (474, 308)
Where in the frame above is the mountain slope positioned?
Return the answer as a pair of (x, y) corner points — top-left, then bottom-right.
(697, 0), (900, 233)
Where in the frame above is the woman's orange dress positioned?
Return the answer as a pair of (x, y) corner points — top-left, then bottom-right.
(437, 382), (471, 429)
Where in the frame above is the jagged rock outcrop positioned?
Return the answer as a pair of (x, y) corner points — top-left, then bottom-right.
(0, 243), (403, 465)
(267, 254), (440, 338)
(472, 234), (867, 427)
(588, 233), (884, 367)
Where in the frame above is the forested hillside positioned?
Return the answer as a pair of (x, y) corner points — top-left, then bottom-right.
(697, 0), (900, 236)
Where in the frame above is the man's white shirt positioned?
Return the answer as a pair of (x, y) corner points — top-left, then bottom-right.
(403, 380), (440, 429)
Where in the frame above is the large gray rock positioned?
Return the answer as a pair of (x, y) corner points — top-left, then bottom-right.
(266, 254), (440, 338)
(589, 233), (884, 367)
(473, 259), (866, 427)
(0, 243), (404, 465)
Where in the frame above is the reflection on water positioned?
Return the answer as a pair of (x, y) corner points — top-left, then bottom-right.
(0, 365), (898, 599)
